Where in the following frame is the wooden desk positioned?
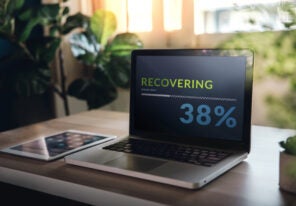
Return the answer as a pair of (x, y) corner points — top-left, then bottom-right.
(0, 110), (296, 205)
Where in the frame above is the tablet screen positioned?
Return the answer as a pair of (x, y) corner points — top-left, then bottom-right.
(3, 131), (115, 160)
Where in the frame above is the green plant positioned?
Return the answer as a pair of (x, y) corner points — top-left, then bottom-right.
(0, 0), (59, 96)
(0, 0), (90, 115)
(250, 2), (296, 129)
(280, 136), (296, 155)
(220, 2), (296, 129)
(68, 10), (143, 109)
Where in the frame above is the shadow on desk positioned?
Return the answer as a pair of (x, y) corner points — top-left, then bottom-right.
(0, 182), (90, 205)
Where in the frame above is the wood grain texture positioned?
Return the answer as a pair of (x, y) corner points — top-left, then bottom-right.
(0, 109), (296, 205)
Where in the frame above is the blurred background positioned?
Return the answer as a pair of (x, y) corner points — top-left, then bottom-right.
(1, 0), (296, 131)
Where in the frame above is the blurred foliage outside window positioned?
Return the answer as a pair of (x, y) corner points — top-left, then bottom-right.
(219, 1), (296, 128)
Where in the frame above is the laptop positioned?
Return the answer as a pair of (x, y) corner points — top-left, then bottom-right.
(65, 49), (254, 189)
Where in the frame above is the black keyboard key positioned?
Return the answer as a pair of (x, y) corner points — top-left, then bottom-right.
(103, 139), (232, 167)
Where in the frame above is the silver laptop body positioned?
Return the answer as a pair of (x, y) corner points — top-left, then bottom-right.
(66, 49), (254, 189)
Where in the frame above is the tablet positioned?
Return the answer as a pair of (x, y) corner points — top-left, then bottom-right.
(1, 130), (116, 161)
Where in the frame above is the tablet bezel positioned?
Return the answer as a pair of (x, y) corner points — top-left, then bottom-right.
(1, 130), (116, 161)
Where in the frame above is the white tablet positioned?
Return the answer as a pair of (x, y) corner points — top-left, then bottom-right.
(1, 130), (116, 161)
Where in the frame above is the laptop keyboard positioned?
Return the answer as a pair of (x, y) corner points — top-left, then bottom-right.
(103, 138), (232, 167)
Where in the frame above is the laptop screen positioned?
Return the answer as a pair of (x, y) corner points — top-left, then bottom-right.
(130, 50), (253, 147)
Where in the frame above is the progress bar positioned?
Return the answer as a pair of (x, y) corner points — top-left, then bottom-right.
(141, 93), (237, 102)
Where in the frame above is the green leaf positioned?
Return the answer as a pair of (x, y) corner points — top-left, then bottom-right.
(90, 10), (117, 47)
(49, 25), (60, 36)
(18, 17), (41, 42)
(70, 32), (100, 66)
(281, 136), (296, 155)
(40, 38), (61, 62)
(68, 69), (117, 109)
(18, 8), (33, 21)
(105, 55), (131, 88)
(108, 33), (143, 56)
(103, 33), (142, 88)
(13, 61), (51, 96)
(25, 37), (60, 63)
(62, 13), (90, 35)
(0, 22), (13, 36)
(62, 6), (70, 16)
(39, 4), (60, 21)
(7, 0), (24, 14)
(17, 4), (62, 42)
(0, 0), (24, 34)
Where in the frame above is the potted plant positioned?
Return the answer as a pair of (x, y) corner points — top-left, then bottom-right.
(279, 135), (296, 194)
(0, 0), (90, 130)
(68, 10), (143, 109)
(0, 0), (62, 130)
(0, 1), (142, 131)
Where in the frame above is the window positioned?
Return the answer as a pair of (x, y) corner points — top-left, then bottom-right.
(163, 0), (183, 31)
(127, 0), (153, 32)
(91, 0), (183, 33)
(194, 0), (295, 34)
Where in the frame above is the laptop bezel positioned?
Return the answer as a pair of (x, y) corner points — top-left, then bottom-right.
(130, 49), (253, 152)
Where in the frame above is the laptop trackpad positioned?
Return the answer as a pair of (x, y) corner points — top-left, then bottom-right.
(105, 155), (166, 172)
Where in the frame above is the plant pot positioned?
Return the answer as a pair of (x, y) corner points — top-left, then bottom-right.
(279, 151), (296, 194)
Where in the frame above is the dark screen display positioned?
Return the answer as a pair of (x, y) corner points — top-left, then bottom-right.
(133, 54), (247, 141)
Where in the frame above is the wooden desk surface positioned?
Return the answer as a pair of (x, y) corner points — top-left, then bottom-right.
(0, 109), (296, 205)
